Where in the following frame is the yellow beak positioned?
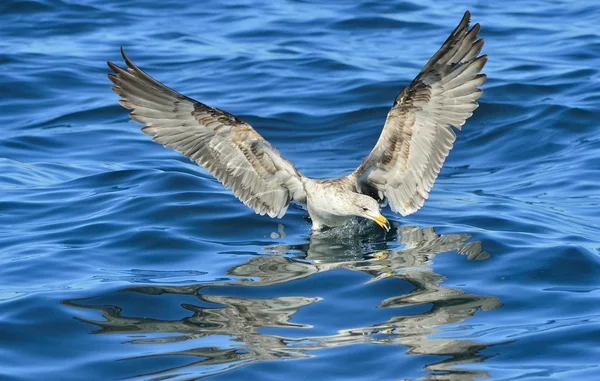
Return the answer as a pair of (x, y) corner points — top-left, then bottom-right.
(371, 213), (391, 232)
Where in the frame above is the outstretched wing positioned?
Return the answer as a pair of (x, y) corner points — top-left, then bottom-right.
(108, 48), (306, 218)
(353, 11), (487, 216)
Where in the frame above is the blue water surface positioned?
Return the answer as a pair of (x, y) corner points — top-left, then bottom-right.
(1, 0), (600, 380)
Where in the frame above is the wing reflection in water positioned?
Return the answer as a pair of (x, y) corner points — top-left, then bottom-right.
(65, 226), (502, 380)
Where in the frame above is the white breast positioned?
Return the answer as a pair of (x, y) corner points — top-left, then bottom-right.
(304, 180), (354, 230)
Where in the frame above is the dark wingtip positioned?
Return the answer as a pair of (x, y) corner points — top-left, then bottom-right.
(106, 60), (120, 73)
(120, 46), (129, 65)
(449, 10), (472, 39)
(471, 54), (488, 72)
(107, 72), (119, 86)
(460, 10), (471, 29)
(480, 55), (488, 71)
(119, 46), (137, 70)
(107, 46), (130, 73)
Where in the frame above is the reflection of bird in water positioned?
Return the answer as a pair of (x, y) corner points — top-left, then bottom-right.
(107, 11), (486, 232)
(65, 226), (502, 381)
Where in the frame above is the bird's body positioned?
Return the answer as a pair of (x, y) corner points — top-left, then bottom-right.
(108, 11), (486, 232)
(304, 177), (366, 230)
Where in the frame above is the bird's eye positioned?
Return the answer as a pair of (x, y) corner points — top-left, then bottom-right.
(362, 207), (368, 211)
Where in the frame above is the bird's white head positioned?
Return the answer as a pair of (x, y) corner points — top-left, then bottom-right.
(351, 193), (390, 232)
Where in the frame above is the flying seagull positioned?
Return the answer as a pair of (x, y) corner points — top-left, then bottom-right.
(107, 11), (486, 232)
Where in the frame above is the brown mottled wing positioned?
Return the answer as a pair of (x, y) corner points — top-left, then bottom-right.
(107, 48), (306, 218)
(353, 11), (487, 216)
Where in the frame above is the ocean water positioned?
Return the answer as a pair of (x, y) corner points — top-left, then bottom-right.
(1, 0), (600, 380)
